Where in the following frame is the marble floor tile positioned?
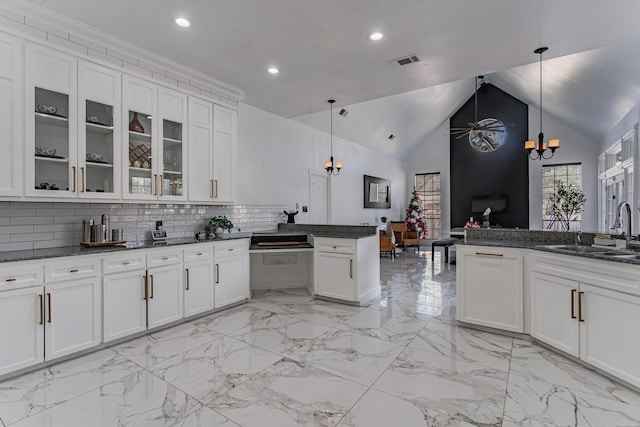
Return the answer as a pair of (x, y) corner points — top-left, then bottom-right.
(290, 300), (365, 329)
(8, 370), (202, 427)
(368, 299), (434, 321)
(0, 349), (141, 425)
(208, 359), (367, 426)
(503, 371), (640, 427)
(340, 388), (476, 427)
(290, 329), (404, 386)
(191, 305), (276, 335)
(409, 319), (513, 371)
(230, 313), (333, 356)
(111, 322), (223, 368)
(150, 338), (283, 403)
(340, 306), (429, 345)
(373, 346), (508, 426)
(171, 405), (239, 427)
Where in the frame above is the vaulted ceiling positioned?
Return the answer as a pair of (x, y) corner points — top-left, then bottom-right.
(26, 0), (640, 159)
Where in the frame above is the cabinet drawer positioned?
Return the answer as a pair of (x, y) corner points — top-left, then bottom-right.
(45, 257), (100, 283)
(214, 240), (246, 259)
(316, 238), (356, 255)
(184, 244), (213, 261)
(147, 249), (182, 267)
(103, 252), (147, 275)
(0, 263), (44, 291)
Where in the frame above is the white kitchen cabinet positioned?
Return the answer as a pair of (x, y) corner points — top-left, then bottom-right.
(313, 236), (380, 304)
(579, 284), (640, 387)
(530, 271), (580, 357)
(456, 245), (524, 333)
(184, 259), (215, 317)
(77, 60), (121, 199)
(212, 104), (237, 203)
(103, 269), (147, 342)
(0, 286), (44, 375)
(0, 32), (23, 197)
(25, 44), (78, 198)
(187, 97), (214, 202)
(157, 87), (188, 201)
(44, 277), (101, 360)
(214, 240), (249, 308)
(147, 264), (184, 328)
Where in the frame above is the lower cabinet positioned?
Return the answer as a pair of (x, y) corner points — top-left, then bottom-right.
(315, 252), (355, 301)
(214, 241), (249, 309)
(147, 264), (184, 328)
(103, 269), (147, 342)
(184, 259), (215, 317)
(456, 245), (524, 333)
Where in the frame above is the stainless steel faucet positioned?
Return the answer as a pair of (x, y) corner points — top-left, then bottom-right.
(613, 201), (632, 248)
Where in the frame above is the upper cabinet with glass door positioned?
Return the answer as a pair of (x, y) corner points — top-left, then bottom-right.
(25, 44), (78, 198)
(77, 61), (121, 199)
(157, 88), (187, 201)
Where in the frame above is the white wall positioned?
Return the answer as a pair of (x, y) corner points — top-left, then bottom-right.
(404, 120), (451, 234)
(527, 107), (600, 231)
(404, 110), (600, 234)
(237, 103), (407, 225)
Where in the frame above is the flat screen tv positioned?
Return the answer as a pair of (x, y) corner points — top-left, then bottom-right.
(471, 195), (507, 213)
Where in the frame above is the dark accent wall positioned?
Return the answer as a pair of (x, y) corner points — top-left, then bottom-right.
(450, 83), (529, 228)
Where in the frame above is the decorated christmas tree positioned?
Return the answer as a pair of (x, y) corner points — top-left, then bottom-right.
(405, 190), (428, 238)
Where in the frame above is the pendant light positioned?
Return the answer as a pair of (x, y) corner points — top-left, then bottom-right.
(525, 47), (559, 160)
(325, 99), (342, 175)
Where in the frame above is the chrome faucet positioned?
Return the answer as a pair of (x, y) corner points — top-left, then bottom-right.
(613, 201), (632, 248)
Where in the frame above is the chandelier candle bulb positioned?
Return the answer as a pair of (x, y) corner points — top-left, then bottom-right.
(549, 139), (560, 148)
(525, 140), (535, 150)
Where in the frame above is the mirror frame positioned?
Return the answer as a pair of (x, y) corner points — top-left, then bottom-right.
(364, 175), (391, 209)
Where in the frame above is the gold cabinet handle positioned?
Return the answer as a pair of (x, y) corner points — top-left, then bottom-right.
(70, 269), (79, 273)
(215, 264), (220, 284)
(39, 294), (43, 325)
(142, 275), (147, 300)
(6, 278), (16, 282)
(475, 252), (504, 257)
(571, 289), (577, 319)
(228, 248), (234, 252)
(185, 268), (190, 290)
(122, 261), (130, 265)
(153, 174), (157, 195)
(47, 292), (52, 323)
(350, 259), (353, 278)
(150, 274), (154, 299)
(159, 174), (163, 196)
(210, 179), (214, 198)
(214, 179), (218, 199)
(81, 167), (85, 192)
(72, 166), (77, 192)
(197, 252), (203, 256)
(578, 291), (585, 322)
(162, 256), (169, 261)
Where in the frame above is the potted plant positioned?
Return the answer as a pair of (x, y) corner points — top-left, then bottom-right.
(381, 216), (387, 224)
(205, 215), (234, 238)
(548, 181), (586, 231)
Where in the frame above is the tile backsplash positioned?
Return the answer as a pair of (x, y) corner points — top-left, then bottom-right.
(0, 202), (288, 252)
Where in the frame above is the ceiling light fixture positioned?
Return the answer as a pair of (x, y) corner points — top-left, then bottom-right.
(267, 67), (279, 75)
(175, 17), (190, 27)
(525, 47), (559, 160)
(324, 100), (342, 176)
(369, 31), (384, 41)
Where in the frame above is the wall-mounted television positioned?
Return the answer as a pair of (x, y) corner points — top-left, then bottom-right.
(471, 195), (507, 213)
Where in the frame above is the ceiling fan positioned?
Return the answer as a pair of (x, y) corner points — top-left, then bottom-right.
(450, 76), (507, 140)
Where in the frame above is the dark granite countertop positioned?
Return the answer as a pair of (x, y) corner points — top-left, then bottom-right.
(458, 239), (640, 266)
(277, 223), (377, 239)
(0, 233), (252, 263)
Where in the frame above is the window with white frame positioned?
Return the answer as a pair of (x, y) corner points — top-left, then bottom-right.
(542, 163), (583, 231)
(415, 173), (441, 239)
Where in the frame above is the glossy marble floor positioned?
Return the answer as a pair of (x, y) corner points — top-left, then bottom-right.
(2, 252), (640, 426)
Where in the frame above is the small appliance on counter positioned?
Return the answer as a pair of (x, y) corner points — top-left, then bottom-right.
(80, 214), (126, 247)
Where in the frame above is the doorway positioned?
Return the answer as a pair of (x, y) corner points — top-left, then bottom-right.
(309, 171), (330, 224)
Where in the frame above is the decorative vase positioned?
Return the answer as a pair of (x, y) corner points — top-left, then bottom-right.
(129, 112), (144, 133)
(215, 227), (224, 238)
(482, 220), (490, 227)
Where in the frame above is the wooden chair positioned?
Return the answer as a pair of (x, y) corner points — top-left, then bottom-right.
(390, 221), (421, 253)
(379, 233), (396, 259)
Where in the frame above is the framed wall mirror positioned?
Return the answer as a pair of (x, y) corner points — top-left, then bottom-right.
(364, 175), (391, 209)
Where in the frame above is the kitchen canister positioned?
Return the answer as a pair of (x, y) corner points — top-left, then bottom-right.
(92, 224), (106, 243)
(82, 219), (94, 242)
(112, 228), (123, 241)
(101, 214), (110, 241)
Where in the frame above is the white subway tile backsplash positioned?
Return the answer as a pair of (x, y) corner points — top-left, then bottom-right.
(0, 218), (9, 226)
(0, 242), (34, 252)
(11, 217), (54, 225)
(0, 225), (33, 234)
(34, 224), (75, 233)
(0, 208), (36, 217)
(34, 239), (75, 250)
(11, 232), (53, 242)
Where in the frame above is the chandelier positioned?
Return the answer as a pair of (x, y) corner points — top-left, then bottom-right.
(325, 99), (342, 175)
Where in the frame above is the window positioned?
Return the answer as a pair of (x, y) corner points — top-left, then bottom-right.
(542, 163), (582, 231)
(415, 173), (441, 239)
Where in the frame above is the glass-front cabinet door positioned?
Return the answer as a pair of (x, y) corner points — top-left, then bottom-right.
(78, 61), (121, 199)
(123, 75), (157, 200)
(25, 45), (77, 198)
(158, 88), (187, 201)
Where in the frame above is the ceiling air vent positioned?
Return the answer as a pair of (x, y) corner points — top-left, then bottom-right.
(391, 54), (421, 67)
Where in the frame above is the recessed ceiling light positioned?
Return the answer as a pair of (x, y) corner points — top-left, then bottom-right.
(267, 67), (279, 75)
(175, 17), (190, 27)
(369, 31), (384, 41)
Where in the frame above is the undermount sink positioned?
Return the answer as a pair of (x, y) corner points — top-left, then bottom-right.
(541, 245), (640, 259)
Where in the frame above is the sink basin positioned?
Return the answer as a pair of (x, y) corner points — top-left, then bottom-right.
(541, 245), (610, 254)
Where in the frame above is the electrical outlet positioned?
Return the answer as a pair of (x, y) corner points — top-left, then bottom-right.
(156, 221), (163, 230)
(302, 206), (308, 213)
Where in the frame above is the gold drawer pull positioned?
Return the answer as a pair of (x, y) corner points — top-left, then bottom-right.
(578, 291), (585, 322)
(197, 252), (203, 256)
(185, 268), (190, 290)
(215, 264), (220, 284)
(47, 293), (52, 323)
(122, 261), (130, 265)
(228, 248), (234, 251)
(475, 252), (503, 257)
(6, 278), (16, 282)
(162, 256), (169, 260)
(142, 275), (147, 300)
(150, 275), (154, 299)
(38, 294), (43, 325)
(70, 269), (79, 273)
